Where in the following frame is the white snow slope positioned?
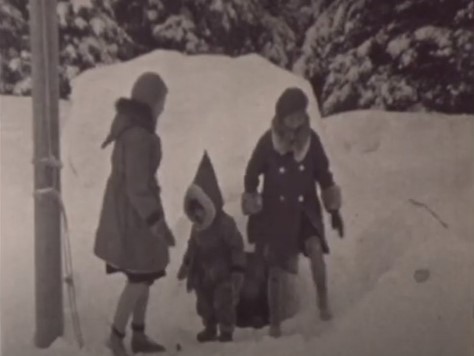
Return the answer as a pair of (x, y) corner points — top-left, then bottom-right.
(1, 50), (474, 356)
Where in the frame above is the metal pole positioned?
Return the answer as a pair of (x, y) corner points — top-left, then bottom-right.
(29, 0), (63, 348)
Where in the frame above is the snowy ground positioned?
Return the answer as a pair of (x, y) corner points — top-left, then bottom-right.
(1, 50), (473, 356)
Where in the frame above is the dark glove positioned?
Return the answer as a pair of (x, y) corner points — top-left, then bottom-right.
(231, 272), (245, 303)
(330, 210), (344, 238)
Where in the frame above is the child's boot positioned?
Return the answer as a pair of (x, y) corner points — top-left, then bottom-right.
(196, 324), (218, 343)
(107, 327), (130, 356)
(130, 324), (166, 353)
(218, 324), (234, 342)
(218, 331), (233, 342)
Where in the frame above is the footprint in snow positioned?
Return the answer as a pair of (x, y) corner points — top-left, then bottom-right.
(413, 268), (431, 283)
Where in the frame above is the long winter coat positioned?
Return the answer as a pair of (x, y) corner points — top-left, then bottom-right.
(94, 98), (170, 274)
(244, 128), (336, 268)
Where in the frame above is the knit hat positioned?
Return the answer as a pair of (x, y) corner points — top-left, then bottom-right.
(275, 87), (308, 119)
(131, 72), (167, 110)
(184, 152), (224, 229)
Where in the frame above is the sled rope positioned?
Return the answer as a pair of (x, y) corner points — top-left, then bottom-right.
(33, 114), (84, 349)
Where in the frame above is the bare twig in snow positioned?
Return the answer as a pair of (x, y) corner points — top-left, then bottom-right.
(408, 198), (449, 229)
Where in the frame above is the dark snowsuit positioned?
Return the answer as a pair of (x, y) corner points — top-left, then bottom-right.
(181, 153), (246, 334)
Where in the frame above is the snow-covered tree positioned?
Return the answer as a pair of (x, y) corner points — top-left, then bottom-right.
(1, 0), (472, 115)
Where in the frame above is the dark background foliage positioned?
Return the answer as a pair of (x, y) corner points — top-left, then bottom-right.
(1, 0), (473, 116)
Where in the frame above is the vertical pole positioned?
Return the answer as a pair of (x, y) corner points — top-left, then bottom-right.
(30, 0), (63, 348)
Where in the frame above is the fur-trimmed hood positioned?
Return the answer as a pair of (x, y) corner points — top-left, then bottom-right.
(101, 98), (155, 149)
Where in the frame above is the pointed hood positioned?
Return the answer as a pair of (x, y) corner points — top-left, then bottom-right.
(184, 151), (224, 230)
(193, 151), (224, 209)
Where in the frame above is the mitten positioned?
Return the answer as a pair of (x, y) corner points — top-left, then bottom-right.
(330, 210), (344, 238)
(241, 192), (262, 215)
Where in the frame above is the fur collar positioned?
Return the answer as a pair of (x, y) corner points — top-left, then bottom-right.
(271, 127), (312, 162)
(101, 98), (155, 148)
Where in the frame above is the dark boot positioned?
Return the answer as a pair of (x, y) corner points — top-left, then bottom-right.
(218, 331), (233, 342)
(218, 324), (234, 342)
(196, 324), (218, 343)
(107, 327), (130, 356)
(130, 324), (166, 354)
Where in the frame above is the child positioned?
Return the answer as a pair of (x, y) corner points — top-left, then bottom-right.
(242, 87), (344, 337)
(94, 72), (175, 356)
(178, 152), (246, 343)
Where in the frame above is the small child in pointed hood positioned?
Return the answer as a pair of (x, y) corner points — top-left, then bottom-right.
(178, 152), (246, 343)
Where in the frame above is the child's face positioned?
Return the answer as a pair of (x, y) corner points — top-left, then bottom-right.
(277, 110), (309, 148)
(190, 205), (206, 225)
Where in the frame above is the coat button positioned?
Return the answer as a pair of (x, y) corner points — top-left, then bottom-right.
(298, 195), (304, 203)
(280, 195), (285, 202)
(279, 167), (286, 174)
(299, 164), (305, 171)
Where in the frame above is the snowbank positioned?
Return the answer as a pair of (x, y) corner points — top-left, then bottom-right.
(1, 50), (473, 356)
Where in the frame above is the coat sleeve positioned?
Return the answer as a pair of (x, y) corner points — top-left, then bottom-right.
(244, 134), (268, 193)
(312, 132), (342, 212)
(223, 217), (246, 273)
(182, 232), (196, 267)
(123, 128), (163, 226)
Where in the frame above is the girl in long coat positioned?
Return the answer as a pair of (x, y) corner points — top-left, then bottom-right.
(242, 87), (344, 337)
(94, 72), (175, 355)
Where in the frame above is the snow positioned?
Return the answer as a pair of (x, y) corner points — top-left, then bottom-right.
(153, 16), (205, 53)
(387, 34), (412, 59)
(71, 0), (93, 13)
(57, 2), (70, 27)
(1, 50), (474, 356)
